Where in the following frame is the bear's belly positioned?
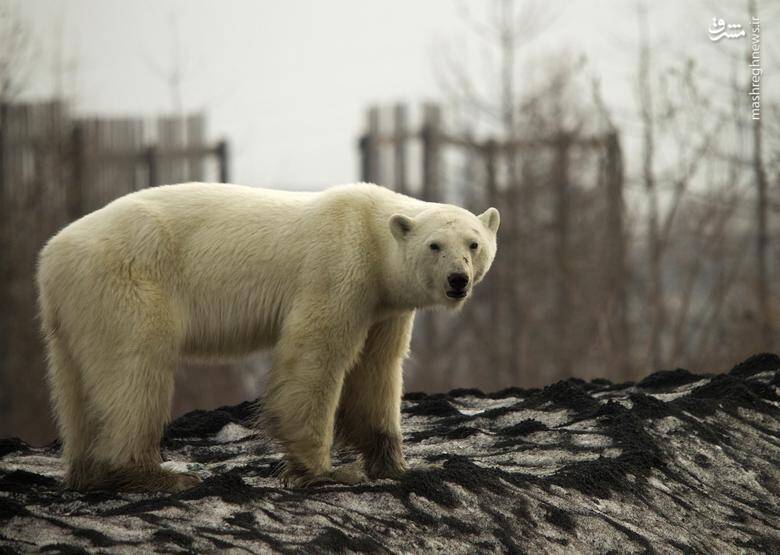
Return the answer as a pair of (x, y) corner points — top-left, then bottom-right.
(181, 330), (276, 361)
(179, 300), (283, 361)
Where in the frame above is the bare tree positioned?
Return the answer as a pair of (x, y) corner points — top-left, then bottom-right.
(747, 0), (773, 351)
(0, 2), (38, 439)
(0, 3), (33, 107)
(424, 1), (642, 389)
(635, 2), (666, 371)
(634, 2), (733, 371)
(141, 11), (191, 116)
(434, 1), (560, 386)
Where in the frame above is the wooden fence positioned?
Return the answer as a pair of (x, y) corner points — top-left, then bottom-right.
(358, 103), (629, 389)
(69, 114), (228, 218)
(0, 101), (231, 443)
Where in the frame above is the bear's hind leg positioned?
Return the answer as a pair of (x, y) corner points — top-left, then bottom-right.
(75, 289), (198, 493)
(44, 331), (98, 490)
(81, 345), (199, 493)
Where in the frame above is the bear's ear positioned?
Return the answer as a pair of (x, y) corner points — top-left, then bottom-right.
(478, 207), (500, 234)
(389, 214), (414, 241)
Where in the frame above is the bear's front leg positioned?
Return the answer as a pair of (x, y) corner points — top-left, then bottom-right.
(337, 313), (413, 479)
(263, 304), (370, 487)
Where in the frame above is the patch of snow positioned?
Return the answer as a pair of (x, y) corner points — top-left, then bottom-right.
(215, 422), (257, 443)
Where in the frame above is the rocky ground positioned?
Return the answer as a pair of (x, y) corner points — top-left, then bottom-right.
(1, 354), (779, 553)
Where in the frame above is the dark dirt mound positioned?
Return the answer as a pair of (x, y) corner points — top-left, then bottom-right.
(1, 355), (778, 553)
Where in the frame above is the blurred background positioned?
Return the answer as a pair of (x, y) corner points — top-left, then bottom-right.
(1, 0), (778, 444)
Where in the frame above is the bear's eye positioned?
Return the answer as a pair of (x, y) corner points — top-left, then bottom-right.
(429, 243), (440, 252)
(470, 242), (479, 250)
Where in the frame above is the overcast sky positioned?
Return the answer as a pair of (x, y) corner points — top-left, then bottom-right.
(13, 0), (774, 190)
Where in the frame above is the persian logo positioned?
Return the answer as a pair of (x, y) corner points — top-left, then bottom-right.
(708, 18), (746, 41)
(749, 17), (761, 120)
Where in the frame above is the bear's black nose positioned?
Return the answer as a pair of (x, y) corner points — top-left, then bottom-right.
(448, 273), (469, 291)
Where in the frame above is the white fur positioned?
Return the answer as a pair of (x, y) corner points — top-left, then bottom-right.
(37, 182), (499, 490)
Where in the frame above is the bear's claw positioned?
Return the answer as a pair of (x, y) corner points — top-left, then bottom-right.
(171, 472), (202, 492)
(329, 461), (368, 485)
(367, 458), (408, 480)
(279, 460), (367, 488)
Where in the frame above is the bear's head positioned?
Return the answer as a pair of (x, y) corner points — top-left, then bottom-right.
(389, 205), (500, 309)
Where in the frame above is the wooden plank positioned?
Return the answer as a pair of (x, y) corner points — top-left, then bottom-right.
(603, 131), (630, 373)
(84, 118), (98, 211)
(364, 107), (380, 183)
(129, 118), (142, 190)
(393, 104), (407, 195)
(553, 133), (572, 378)
(363, 131), (606, 152)
(421, 103), (441, 202)
(157, 116), (186, 184)
(75, 144), (222, 162)
(69, 124), (85, 219)
(186, 114), (205, 181)
(116, 119), (128, 191)
(157, 117), (172, 184)
(216, 140), (229, 183)
(146, 145), (158, 187)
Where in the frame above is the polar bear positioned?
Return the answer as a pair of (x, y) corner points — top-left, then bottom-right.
(37, 182), (499, 492)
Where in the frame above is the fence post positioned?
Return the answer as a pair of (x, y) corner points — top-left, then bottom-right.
(484, 139), (498, 206)
(553, 132), (572, 378)
(415, 103), (443, 377)
(0, 103), (7, 388)
(69, 124), (85, 221)
(604, 131), (630, 374)
(483, 138), (502, 375)
(186, 114), (205, 181)
(0, 103), (5, 200)
(216, 140), (230, 183)
(358, 135), (370, 183)
(359, 107), (380, 183)
(393, 104), (407, 195)
(145, 145), (158, 187)
(421, 103), (441, 201)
